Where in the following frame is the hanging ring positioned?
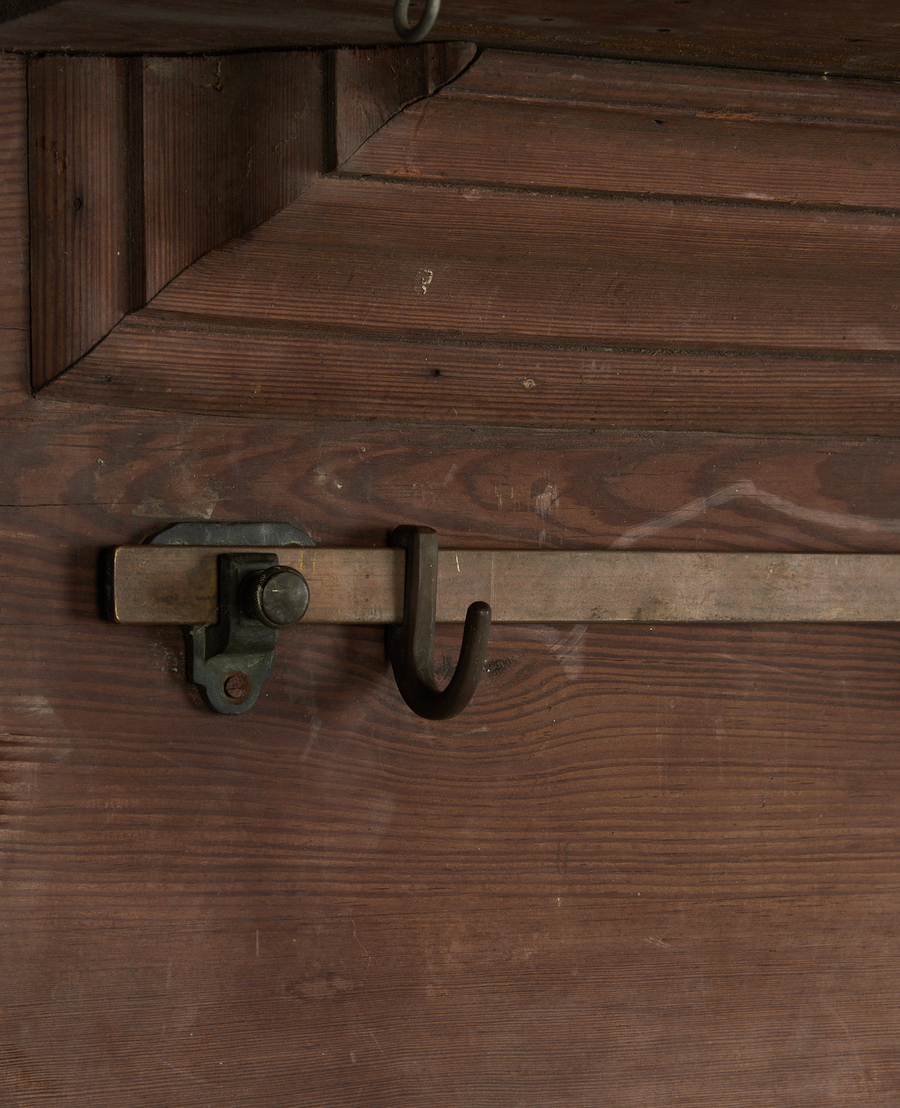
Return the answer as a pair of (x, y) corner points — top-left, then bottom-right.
(386, 526), (491, 720)
(393, 0), (441, 42)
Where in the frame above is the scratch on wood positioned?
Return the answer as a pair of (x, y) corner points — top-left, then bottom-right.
(350, 909), (372, 980)
(609, 479), (900, 548)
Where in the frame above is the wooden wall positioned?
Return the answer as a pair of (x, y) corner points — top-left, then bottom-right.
(61, 51), (900, 439)
(28, 43), (475, 387)
(2, 0), (900, 80)
(3, 45), (900, 1108)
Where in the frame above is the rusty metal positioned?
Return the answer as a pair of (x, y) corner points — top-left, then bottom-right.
(139, 521), (315, 715)
(386, 526), (491, 720)
(110, 546), (900, 627)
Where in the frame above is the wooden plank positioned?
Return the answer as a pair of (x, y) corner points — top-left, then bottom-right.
(2, 0), (900, 81)
(49, 52), (900, 427)
(28, 55), (137, 388)
(56, 312), (900, 436)
(343, 53), (900, 209)
(109, 547), (900, 626)
(448, 50), (900, 122)
(332, 43), (477, 166)
(69, 174), (899, 432)
(3, 617), (900, 1103)
(144, 179), (900, 353)
(7, 418), (900, 626)
(3, 410), (900, 1103)
(0, 53), (27, 330)
(142, 52), (326, 301)
(0, 54), (28, 404)
(27, 46), (476, 383)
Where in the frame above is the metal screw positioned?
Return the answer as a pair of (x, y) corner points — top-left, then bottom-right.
(223, 671), (252, 702)
(243, 566), (310, 629)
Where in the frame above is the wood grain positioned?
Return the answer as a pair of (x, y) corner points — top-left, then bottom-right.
(64, 164), (900, 434)
(57, 311), (900, 436)
(344, 52), (900, 210)
(4, 407), (900, 1103)
(142, 179), (900, 350)
(332, 43), (477, 166)
(27, 46), (478, 385)
(0, 53), (26, 326)
(142, 52), (326, 301)
(0, 53), (28, 404)
(7, 43), (900, 1106)
(48, 51), (900, 430)
(109, 547), (900, 626)
(446, 49), (900, 122)
(28, 55), (138, 389)
(1, 0), (900, 80)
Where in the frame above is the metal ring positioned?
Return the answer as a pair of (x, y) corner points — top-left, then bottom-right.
(393, 0), (441, 42)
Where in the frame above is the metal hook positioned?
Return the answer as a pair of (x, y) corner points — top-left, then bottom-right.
(393, 0), (441, 42)
(386, 526), (491, 719)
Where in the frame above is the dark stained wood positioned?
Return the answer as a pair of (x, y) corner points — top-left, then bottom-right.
(142, 52), (326, 301)
(0, 0), (61, 19)
(8, 413), (900, 620)
(28, 54), (138, 388)
(128, 183), (900, 349)
(28, 46), (477, 385)
(2, 0), (900, 81)
(54, 312), (900, 438)
(0, 55), (26, 320)
(5, 37), (900, 1108)
(62, 169), (900, 434)
(63, 50), (900, 434)
(344, 51), (900, 210)
(0, 53), (27, 398)
(332, 43), (477, 166)
(3, 404), (900, 1103)
(446, 49), (900, 123)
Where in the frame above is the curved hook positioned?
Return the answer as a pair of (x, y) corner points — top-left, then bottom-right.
(393, 0), (441, 42)
(386, 526), (491, 719)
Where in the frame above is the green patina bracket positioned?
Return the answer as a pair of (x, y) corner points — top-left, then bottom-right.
(149, 522), (314, 714)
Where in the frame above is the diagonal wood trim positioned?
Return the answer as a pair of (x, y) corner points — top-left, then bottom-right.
(28, 43), (472, 389)
(46, 49), (900, 434)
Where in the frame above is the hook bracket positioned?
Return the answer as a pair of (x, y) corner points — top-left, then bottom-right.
(386, 526), (491, 720)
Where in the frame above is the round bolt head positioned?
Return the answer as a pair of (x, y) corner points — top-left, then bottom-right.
(244, 566), (310, 628)
(223, 671), (252, 703)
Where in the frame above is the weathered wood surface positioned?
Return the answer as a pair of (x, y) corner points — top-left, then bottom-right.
(3, 405), (900, 1104)
(0, 54), (26, 324)
(56, 312), (900, 437)
(28, 55), (138, 388)
(64, 179), (900, 434)
(5, 44), (900, 1108)
(332, 43), (477, 166)
(118, 183), (900, 350)
(63, 51), (900, 434)
(2, 0), (900, 80)
(0, 53), (27, 402)
(142, 52), (326, 301)
(110, 547), (900, 626)
(345, 51), (900, 209)
(28, 46), (475, 386)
